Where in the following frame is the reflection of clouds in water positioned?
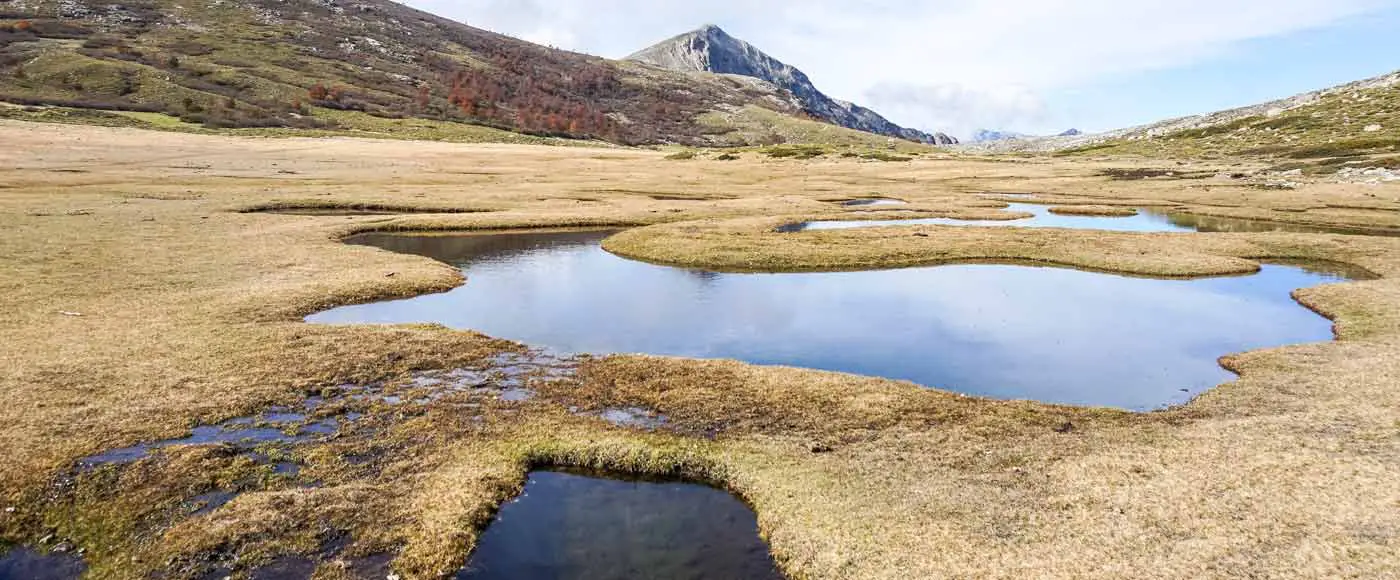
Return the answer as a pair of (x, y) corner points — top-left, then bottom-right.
(310, 237), (1339, 410)
(797, 203), (1392, 237)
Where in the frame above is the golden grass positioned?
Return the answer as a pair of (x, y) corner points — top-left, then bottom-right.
(1048, 204), (1140, 217)
(1, 119), (1399, 578)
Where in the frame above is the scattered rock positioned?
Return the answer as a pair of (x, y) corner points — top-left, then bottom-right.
(912, 232), (929, 237)
(58, 311), (83, 317)
(1336, 167), (1400, 184)
(385, 272), (397, 277)
(1364, 124), (1382, 132)
(808, 442), (834, 454)
(1053, 421), (1075, 434)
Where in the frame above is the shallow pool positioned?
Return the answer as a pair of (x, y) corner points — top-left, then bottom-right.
(308, 230), (1359, 410)
(457, 470), (781, 580)
(837, 197), (908, 207)
(0, 547), (86, 580)
(780, 202), (1397, 236)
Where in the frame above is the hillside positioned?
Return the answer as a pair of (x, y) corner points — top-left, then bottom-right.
(977, 70), (1400, 172)
(0, 0), (919, 147)
(629, 25), (957, 145)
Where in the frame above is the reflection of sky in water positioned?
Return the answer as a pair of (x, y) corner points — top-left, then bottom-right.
(457, 471), (781, 579)
(788, 203), (1391, 235)
(789, 203), (1196, 232)
(310, 231), (1348, 410)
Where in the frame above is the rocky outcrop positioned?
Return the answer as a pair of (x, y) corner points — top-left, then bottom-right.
(629, 25), (957, 145)
(971, 129), (1031, 143)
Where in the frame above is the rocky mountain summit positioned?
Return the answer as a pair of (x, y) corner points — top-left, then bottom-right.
(629, 25), (957, 145)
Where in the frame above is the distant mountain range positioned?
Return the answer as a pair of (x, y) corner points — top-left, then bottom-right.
(5, 0), (1388, 158)
(629, 25), (957, 145)
(971, 128), (1081, 143)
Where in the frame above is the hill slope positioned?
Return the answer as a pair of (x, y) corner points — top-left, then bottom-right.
(629, 25), (957, 145)
(0, 0), (914, 146)
(971, 70), (1400, 168)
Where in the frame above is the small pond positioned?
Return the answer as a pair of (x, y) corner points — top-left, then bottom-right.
(309, 230), (1361, 410)
(457, 470), (781, 580)
(0, 547), (86, 580)
(780, 202), (1399, 236)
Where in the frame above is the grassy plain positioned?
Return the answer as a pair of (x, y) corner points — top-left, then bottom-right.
(1, 119), (1399, 579)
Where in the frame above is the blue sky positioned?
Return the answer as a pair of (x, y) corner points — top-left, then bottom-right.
(1044, 6), (1400, 133)
(405, 0), (1400, 140)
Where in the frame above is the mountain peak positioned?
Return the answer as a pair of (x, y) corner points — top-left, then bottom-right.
(628, 28), (957, 145)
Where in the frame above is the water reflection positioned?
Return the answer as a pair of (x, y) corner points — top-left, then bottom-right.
(782, 203), (1400, 236)
(458, 471), (781, 580)
(838, 198), (907, 206)
(311, 231), (1359, 410)
(0, 547), (86, 580)
(1143, 209), (1400, 236)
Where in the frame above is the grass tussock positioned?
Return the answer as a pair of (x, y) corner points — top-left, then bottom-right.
(761, 144), (830, 159)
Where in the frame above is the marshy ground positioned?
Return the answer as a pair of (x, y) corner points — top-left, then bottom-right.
(2, 119), (1399, 579)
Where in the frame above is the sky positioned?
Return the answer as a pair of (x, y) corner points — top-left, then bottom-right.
(403, 0), (1400, 140)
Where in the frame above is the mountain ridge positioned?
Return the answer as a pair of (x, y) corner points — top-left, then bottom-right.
(964, 70), (1399, 159)
(628, 25), (957, 145)
(971, 128), (1081, 143)
(0, 1), (929, 148)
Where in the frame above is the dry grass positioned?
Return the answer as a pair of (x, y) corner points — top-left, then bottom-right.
(1048, 204), (1139, 217)
(1, 119), (1399, 579)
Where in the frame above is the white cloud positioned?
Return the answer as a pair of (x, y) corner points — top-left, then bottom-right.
(403, 0), (1397, 136)
(865, 83), (1046, 141)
